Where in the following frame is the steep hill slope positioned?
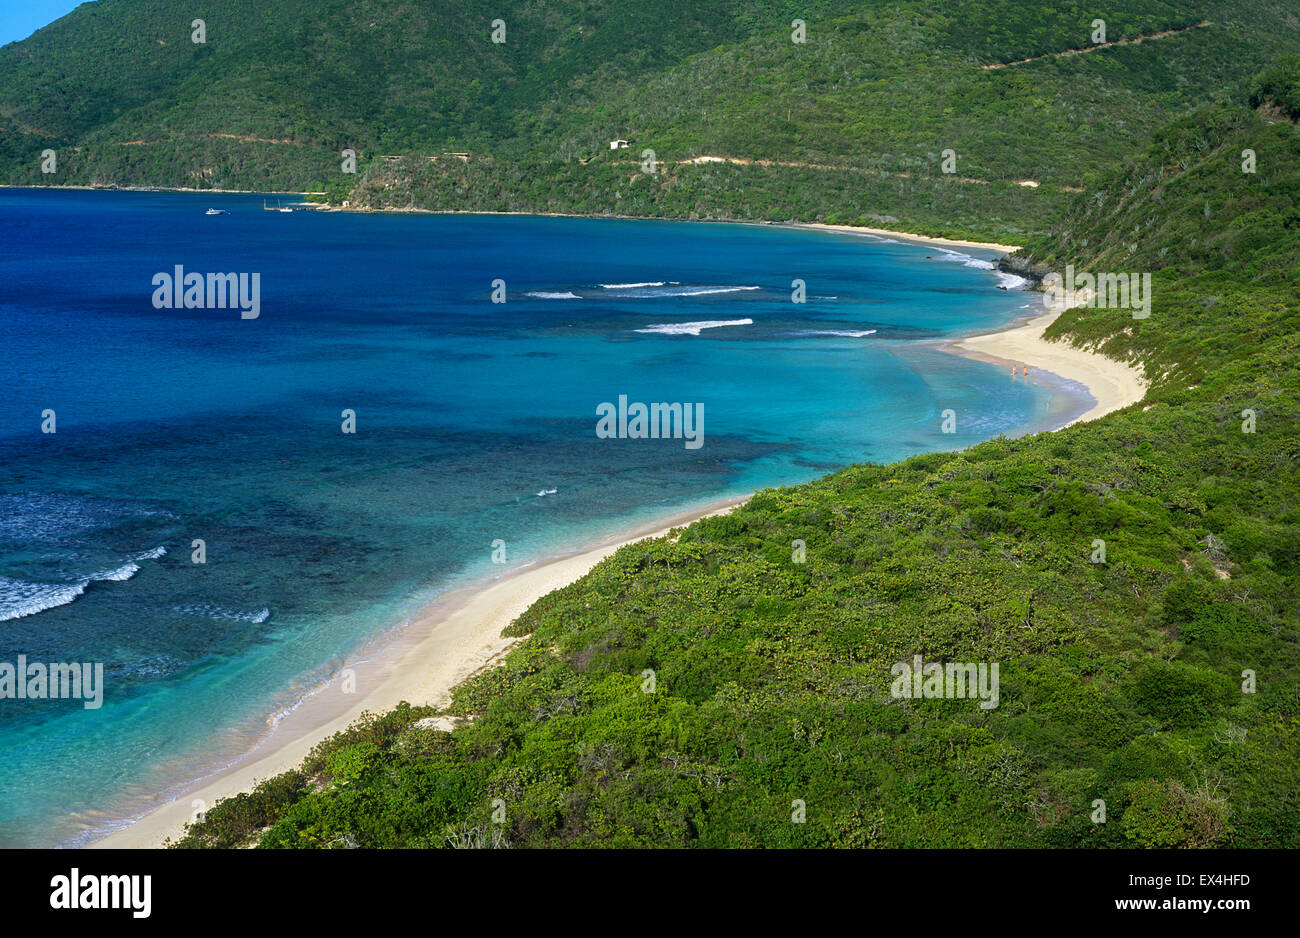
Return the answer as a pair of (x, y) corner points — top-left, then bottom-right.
(173, 69), (1300, 849)
(4, 1), (1300, 241)
(0, 0), (863, 187)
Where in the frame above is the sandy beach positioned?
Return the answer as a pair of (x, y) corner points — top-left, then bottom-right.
(804, 220), (1148, 425)
(944, 310), (1148, 425)
(792, 221), (1021, 254)
(79, 214), (1130, 850)
(91, 497), (746, 849)
(89, 307), (1143, 850)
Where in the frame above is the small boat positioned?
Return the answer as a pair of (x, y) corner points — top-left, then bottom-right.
(537, 488), (557, 497)
(278, 206), (293, 213)
(205, 208), (228, 215)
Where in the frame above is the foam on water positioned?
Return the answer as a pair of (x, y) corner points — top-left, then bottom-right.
(0, 577), (88, 622)
(673, 285), (761, 296)
(88, 562), (140, 582)
(0, 193), (1054, 847)
(526, 282), (764, 300)
(635, 318), (755, 335)
(933, 248), (997, 270)
(599, 283), (761, 298)
(173, 603), (271, 624)
(0, 494), (174, 541)
(0, 546), (167, 621)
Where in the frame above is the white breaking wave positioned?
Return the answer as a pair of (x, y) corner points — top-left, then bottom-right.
(0, 577), (87, 622)
(525, 291), (581, 299)
(90, 562), (140, 582)
(635, 318), (754, 336)
(935, 248), (1025, 288)
(174, 603), (271, 623)
(935, 248), (996, 270)
(799, 329), (878, 338)
(674, 285), (761, 296)
(597, 283), (760, 298)
(84, 545), (168, 584)
(0, 545), (166, 621)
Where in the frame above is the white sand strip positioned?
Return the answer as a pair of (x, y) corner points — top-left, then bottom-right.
(792, 221), (1021, 254)
(91, 498), (746, 849)
(949, 311), (1148, 425)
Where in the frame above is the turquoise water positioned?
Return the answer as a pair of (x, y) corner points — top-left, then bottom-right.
(0, 189), (1058, 846)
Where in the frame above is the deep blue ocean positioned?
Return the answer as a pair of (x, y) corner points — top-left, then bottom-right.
(0, 188), (1063, 846)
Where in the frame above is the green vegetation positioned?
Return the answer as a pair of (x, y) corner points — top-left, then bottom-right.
(342, 154), (1056, 245)
(7, 0), (1290, 850)
(172, 64), (1300, 849)
(1019, 105), (1300, 284)
(4, 1), (1300, 242)
(1250, 56), (1300, 121)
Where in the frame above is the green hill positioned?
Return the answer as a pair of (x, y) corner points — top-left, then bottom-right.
(5, 0), (1295, 850)
(0, 1), (865, 189)
(5, 1), (1300, 241)
(172, 67), (1300, 849)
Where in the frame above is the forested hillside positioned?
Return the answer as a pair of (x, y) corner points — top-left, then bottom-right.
(171, 68), (1300, 849)
(4, 1), (1300, 241)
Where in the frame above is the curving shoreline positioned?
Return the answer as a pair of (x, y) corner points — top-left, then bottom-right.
(788, 220), (1021, 254)
(90, 309), (1145, 848)
(942, 310), (1148, 426)
(82, 221), (1142, 850)
(91, 498), (748, 848)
